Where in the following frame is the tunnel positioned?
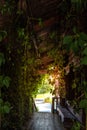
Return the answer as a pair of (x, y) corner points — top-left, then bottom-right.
(0, 0), (87, 130)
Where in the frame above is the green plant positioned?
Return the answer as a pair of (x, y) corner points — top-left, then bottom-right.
(0, 1), (15, 15)
(0, 52), (11, 128)
(0, 0), (87, 129)
(63, 30), (87, 129)
(71, 121), (81, 130)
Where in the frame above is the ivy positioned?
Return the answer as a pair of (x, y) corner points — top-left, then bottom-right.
(81, 57), (87, 65)
(0, 0), (87, 129)
(71, 0), (87, 11)
(63, 32), (87, 56)
(0, 75), (11, 88)
(63, 28), (87, 129)
(0, 52), (11, 118)
(79, 99), (87, 113)
(0, 99), (10, 114)
(17, 28), (25, 39)
(0, 1), (15, 15)
(63, 35), (73, 45)
(2, 76), (11, 88)
(79, 32), (87, 42)
(0, 31), (7, 42)
(82, 47), (87, 56)
(71, 121), (81, 130)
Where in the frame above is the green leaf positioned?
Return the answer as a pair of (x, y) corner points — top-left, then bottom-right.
(0, 30), (7, 41)
(80, 32), (87, 41)
(28, 58), (34, 65)
(73, 27), (77, 34)
(71, 121), (81, 130)
(63, 36), (73, 45)
(72, 82), (77, 89)
(17, 28), (25, 38)
(3, 76), (11, 88)
(70, 40), (78, 53)
(79, 99), (87, 108)
(78, 39), (85, 49)
(81, 56), (87, 65)
(3, 105), (10, 113)
(82, 47), (87, 55)
(0, 101), (10, 114)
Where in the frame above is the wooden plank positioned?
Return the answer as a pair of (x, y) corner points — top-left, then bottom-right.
(27, 112), (65, 130)
(34, 17), (59, 31)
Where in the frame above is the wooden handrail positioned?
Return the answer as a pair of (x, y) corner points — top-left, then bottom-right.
(32, 97), (37, 112)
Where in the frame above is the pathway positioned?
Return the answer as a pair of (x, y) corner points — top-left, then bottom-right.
(35, 102), (51, 112)
(27, 112), (65, 130)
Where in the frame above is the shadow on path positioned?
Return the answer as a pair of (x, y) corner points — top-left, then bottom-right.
(27, 112), (65, 130)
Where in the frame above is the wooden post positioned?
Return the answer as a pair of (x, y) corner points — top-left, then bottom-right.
(52, 97), (58, 113)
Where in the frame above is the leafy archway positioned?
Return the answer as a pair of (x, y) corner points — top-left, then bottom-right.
(0, 0), (87, 130)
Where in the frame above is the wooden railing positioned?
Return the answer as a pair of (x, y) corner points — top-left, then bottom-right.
(52, 97), (83, 129)
(32, 97), (37, 112)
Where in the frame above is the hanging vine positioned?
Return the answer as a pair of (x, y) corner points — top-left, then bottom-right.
(0, 0), (87, 130)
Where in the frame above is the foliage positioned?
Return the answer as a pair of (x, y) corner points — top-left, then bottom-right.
(63, 31), (87, 130)
(47, 48), (65, 69)
(0, 0), (87, 129)
(0, 52), (11, 117)
(38, 74), (53, 94)
(63, 32), (87, 55)
(0, 31), (7, 42)
(0, 1), (15, 15)
(79, 99), (87, 113)
(62, 2), (87, 129)
(71, 0), (87, 11)
(71, 121), (81, 130)
(0, 75), (11, 88)
(0, 99), (10, 114)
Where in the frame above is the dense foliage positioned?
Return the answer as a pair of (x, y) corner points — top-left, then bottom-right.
(0, 0), (87, 130)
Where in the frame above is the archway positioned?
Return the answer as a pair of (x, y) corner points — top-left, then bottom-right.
(0, 1), (87, 130)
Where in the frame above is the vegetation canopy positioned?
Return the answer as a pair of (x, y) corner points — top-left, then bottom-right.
(0, 0), (87, 130)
